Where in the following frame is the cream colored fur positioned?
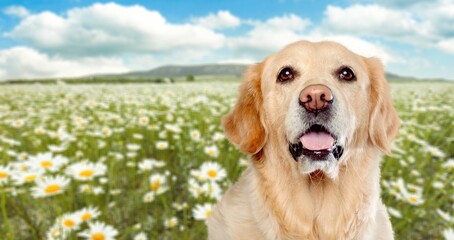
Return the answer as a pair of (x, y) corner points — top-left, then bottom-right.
(208, 40), (399, 240)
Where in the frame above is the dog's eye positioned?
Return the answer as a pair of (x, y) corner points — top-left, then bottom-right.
(277, 67), (295, 83)
(338, 67), (356, 81)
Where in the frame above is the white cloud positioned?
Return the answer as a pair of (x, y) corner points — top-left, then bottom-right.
(438, 39), (454, 54)
(226, 14), (397, 64)
(321, 1), (454, 54)
(0, 47), (128, 80)
(3, 5), (29, 18)
(322, 5), (433, 45)
(227, 14), (311, 56)
(6, 3), (225, 57)
(304, 33), (400, 64)
(191, 10), (241, 29)
(421, 0), (454, 38)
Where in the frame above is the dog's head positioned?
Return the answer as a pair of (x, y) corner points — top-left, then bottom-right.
(223, 40), (399, 179)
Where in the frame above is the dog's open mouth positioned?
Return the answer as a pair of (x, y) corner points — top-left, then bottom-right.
(289, 124), (344, 161)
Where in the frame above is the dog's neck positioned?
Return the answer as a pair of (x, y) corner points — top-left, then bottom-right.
(250, 140), (382, 239)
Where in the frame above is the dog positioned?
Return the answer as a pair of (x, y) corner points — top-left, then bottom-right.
(207, 40), (400, 240)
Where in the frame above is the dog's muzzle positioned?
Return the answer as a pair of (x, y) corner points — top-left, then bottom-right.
(289, 141), (344, 161)
(288, 124), (344, 161)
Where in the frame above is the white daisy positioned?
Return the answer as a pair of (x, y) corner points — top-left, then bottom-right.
(46, 224), (67, 240)
(58, 213), (81, 232)
(200, 162), (226, 182)
(143, 191), (155, 203)
(156, 141), (169, 150)
(66, 161), (107, 181)
(203, 181), (222, 200)
(190, 169), (205, 182)
(387, 207), (402, 218)
(405, 193), (424, 206)
(0, 165), (12, 185)
(79, 184), (93, 194)
(27, 152), (68, 172)
(134, 232), (148, 240)
(163, 217), (178, 229)
(150, 124), (159, 131)
(78, 221), (118, 240)
(17, 152), (28, 161)
(193, 203), (214, 221)
(172, 202), (189, 211)
(204, 145), (219, 158)
(31, 175), (70, 198)
(126, 144), (141, 151)
(11, 119), (25, 128)
(138, 116), (149, 126)
(76, 206), (101, 222)
(34, 126), (46, 135)
(138, 159), (166, 172)
(190, 130), (201, 142)
(12, 169), (44, 185)
(188, 178), (205, 199)
(212, 132), (225, 142)
(101, 127), (112, 137)
(149, 173), (168, 195)
(443, 228), (454, 240)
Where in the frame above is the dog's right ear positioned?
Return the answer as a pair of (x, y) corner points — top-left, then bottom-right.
(222, 63), (267, 155)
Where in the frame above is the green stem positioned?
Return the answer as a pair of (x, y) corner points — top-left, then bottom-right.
(8, 197), (40, 239)
(1, 191), (14, 240)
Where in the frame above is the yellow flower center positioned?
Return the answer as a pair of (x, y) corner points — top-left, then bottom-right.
(63, 219), (75, 228)
(409, 196), (418, 203)
(41, 160), (53, 168)
(207, 170), (217, 178)
(24, 175), (37, 182)
(79, 169), (94, 178)
(167, 220), (176, 227)
(81, 213), (92, 221)
(151, 181), (160, 190)
(0, 171), (8, 179)
(45, 184), (61, 194)
(205, 209), (213, 219)
(91, 233), (105, 240)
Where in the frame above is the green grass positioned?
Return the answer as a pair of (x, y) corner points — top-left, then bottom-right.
(0, 82), (452, 239)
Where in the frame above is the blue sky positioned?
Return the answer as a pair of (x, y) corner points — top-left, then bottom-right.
(0, 0), (453, 80)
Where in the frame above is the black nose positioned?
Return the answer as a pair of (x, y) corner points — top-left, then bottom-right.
(299, 84), (333, 113)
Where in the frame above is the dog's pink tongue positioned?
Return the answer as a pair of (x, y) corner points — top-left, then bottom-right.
(300, 132), (335, 151)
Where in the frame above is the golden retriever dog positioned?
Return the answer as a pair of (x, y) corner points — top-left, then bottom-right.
(207, 40), (400, 240)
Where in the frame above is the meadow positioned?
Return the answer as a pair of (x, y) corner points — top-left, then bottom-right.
(0, 81), (452, 240)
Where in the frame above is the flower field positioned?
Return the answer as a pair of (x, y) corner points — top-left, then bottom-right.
(0, 82), (453, 240)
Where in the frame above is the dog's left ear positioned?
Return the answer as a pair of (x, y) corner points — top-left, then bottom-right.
(222, 62), (267, 155)
(366, 58), (400, 154)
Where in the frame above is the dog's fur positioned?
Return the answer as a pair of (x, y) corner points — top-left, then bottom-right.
(207, 41), (399, 240)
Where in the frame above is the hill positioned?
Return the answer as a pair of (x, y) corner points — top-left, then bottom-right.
(110, 64), (248, 78)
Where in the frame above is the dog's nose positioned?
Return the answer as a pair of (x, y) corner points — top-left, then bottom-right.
(299, 84), (333, 113)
